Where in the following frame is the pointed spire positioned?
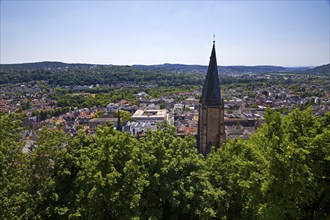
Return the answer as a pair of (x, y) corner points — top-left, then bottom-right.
(116, 109), (122, 131)
(201, 41), (221, 106)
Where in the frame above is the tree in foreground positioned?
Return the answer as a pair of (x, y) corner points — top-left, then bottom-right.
(0, 114), (32, 219)
(0, 109), (329, 219)
(207, 109), (329, 219)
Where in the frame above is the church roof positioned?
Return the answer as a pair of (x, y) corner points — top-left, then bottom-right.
(201, 42), (221, 106)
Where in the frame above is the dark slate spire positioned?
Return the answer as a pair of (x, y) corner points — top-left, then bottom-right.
(116, 109), (122, 131)
(201, 41), (221, 106)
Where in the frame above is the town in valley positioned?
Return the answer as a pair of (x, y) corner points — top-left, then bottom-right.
(1, 61), (329, 152)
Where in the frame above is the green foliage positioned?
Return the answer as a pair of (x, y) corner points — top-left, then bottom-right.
(249, 103), (258, 108)
(205, 108), (329, 219)
(114, 110), (132, 123)
(251, 109), (329, 219)
(130, 129), (214, 219)
(0, 114), (32, 219)
(226, 109), (233, 114)
(207, 139), (266, 218)
(0, 65), (278, 89)
(50, 88), (136, 109)
(70, 127), (137, 219)
(0, 66), (205, 87)
(0, 109), (329, 219)
(28, 128), (68, 218)
(92, 110), (105, 119)
(32, 107), (70, 121)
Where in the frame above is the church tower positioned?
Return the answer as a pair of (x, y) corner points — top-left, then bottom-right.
(116, 109), (122, 131)
(198, 41), (225, 155)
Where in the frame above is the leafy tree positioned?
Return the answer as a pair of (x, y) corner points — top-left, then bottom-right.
(68, 126), (137, 219)
(0, 114), (32, 219)
(207, 108), (329, 219)
(129, 127), (215, 219)
(27, 128), (68, 218)
(114, 110), (132, 123)
(0, 109), (328, 219)
(207, 139), (266, 219)
(253, 109), (329, 219)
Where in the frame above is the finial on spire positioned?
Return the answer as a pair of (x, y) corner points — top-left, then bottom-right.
(213, 33), (215, 44)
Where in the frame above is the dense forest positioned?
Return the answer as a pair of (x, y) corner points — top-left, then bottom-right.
(1, 108), (329, 219)
(0, 65), (272, 87)
(0, 66), (203, 86)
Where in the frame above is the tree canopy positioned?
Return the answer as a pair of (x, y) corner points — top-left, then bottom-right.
(0, 109), (329, 219)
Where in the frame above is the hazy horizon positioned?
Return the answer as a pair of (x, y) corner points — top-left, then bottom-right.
(0, 60), (325, 68)
(1, 1), (329, 66)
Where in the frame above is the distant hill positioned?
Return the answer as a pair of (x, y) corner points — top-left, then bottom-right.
(1, 61), (314, 74)
(302, 63), (330, 76)
(133, 64), (311, 74)
(220, 65), (287, 74)
(132, 64), (206, 73)
(0, 61), (98, 70)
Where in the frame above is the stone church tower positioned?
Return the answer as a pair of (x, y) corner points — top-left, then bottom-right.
(198, 41), (225, 155)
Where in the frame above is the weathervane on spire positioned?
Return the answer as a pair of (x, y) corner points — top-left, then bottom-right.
(213, 33), (215, 44)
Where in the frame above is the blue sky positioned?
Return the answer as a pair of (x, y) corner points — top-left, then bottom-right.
(1, 1), (329, 66)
